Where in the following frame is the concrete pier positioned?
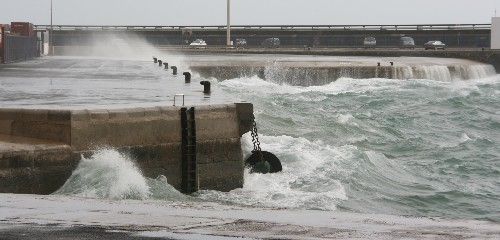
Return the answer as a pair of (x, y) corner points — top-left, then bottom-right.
(0, 57), (254, 194)
(0, 104), (253, 194)
(184, 54), (497, 85)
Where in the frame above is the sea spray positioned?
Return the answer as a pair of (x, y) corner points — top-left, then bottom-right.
(54, 149), (187, 201)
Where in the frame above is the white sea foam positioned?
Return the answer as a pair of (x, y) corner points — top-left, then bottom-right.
(54, 150), (151, 199)
(198, 133), (362, 210)
(54, 149), (186, 201)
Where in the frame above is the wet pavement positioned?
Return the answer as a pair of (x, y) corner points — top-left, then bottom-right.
(0, 56), (231, 109)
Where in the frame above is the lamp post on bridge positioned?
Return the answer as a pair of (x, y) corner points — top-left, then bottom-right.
(50, 0), (54, 55)
(226, 0), (231, 47)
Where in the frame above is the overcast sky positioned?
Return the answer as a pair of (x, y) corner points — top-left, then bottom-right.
(2, 0), (500, 26)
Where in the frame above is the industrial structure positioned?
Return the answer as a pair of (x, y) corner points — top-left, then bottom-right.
(0, 22), (40, 63)
(492, 18), (500, 49)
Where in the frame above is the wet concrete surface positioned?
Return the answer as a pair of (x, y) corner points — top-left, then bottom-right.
(1, 194), (499, 240)
(0, 57), (232, 109)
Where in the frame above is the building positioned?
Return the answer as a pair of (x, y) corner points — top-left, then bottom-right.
(493, 17), (500, 49)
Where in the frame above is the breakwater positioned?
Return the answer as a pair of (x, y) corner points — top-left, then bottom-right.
(185, 55), (497, 85)
(0, 104), (253, 194)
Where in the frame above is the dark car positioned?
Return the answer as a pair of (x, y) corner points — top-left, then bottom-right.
(363, 36), (376, 48)
(424, 41), (446, 50)
(400, 37), (415, 49)
(235, 38), (247, 48)
(261, 38), (280, 48)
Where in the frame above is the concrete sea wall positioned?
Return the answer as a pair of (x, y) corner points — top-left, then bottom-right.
(0, 103), (253, 194)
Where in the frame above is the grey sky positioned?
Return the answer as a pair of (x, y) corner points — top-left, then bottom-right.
(1, 0), (500, 26)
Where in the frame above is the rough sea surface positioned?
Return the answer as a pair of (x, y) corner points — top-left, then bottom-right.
(198, 69), (500, 223)
(4, 56), (497, 224)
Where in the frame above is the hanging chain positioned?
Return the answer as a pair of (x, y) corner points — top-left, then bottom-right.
(251, 120), (262, 153)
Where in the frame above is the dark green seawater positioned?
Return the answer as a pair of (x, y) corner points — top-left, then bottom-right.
(200, 72), (500, 222)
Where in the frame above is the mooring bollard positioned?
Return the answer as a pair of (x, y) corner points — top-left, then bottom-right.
(153, 57), (158, 63)
(183, 72), (192, 83)
(377, 62), (381, 67)
(200, 81), (211, 94)
(163, 62), (169, 69)
(171, 66), (178, 75)
(390, 62), (394, 66)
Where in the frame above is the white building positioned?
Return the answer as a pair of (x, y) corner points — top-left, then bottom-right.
(492, 17), (500, 49)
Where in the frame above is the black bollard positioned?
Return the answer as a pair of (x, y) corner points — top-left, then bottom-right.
(183, 72), (192, 83)
(377, 62), (381, 67)
(163, 62), (169, 69)
(200, 81), (211, 94)
(390, 62), (394, 66)
(171, 66), (178, 75)
(153, 57), (158, 63)
(158, 60), (163, 67)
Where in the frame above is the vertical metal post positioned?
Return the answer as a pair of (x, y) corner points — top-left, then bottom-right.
(226, 0), (231, 47)
(50, 0), (54, 55)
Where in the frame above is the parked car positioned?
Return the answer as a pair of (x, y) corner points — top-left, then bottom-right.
(400, 37), (415, 49)
(261, 38), (280, 48)
(189, 39), (207, 48)
(235, 38), (247, 48)
(363, 36), (376, 48)
(424, 40), (446, 50)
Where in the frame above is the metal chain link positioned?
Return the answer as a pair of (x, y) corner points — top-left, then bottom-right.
(250, 117), (265, 162)
(251, 120), (262, 152)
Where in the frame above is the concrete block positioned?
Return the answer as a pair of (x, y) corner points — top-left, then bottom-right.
(71, 110), (91, 121)
(18, 109), (49, 121)
(0, 120), (13, 135)
(144, 107), (161, 118)
(127, 108), (146, 118)
(0, 168), (36, 193)
(11, 121), (71, 144)
(0, 109), (18, 121)
(198, 161), (244, 191)
(35, 166), (75, 194)
(236, 102), (254, 136)
(47, 110), (72, 122)
(33, 147), (78, 168)
(108, 109), (129, 120)
(195, 105), (240, 141)
(197, 138), (243, 164)
(89, 109), (109, 121)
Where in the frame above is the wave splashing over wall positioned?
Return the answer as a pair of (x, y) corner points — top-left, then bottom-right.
(54, 149), (186, 201)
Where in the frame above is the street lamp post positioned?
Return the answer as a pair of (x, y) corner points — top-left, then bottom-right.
(50, 0), (54, 55)
(226, 0), (231, 47)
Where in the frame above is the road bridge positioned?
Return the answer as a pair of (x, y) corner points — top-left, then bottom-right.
(36, 24), (492, 48)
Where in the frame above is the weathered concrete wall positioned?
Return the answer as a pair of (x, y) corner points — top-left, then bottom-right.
(0, 103), (253, 194)
(0, 135), (79, 194)
(0, 109), (71, 143)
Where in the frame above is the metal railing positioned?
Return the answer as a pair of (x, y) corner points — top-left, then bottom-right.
(34, 24), (492, 32)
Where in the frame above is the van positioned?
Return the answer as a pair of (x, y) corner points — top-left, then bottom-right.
(400, 37), (415, 49)
(261, 38), (280, 48)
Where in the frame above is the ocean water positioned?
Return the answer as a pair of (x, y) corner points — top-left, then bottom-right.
(54, 59), (500, 223)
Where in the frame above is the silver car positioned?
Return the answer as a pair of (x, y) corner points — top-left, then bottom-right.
(424, 41), (446, 50)
(363, 37), (376, 48)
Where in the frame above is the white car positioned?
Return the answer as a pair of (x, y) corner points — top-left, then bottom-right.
(189, 39), (207, 48)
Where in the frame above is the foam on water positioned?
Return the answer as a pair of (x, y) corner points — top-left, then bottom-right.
(215, 71), (500, 222)
(198, 133), (354, 210)
(55, 149), (186, 201)
(216, 61), (497, 86)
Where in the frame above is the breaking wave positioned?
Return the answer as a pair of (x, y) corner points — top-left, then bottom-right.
(54, 149), (187, 201)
